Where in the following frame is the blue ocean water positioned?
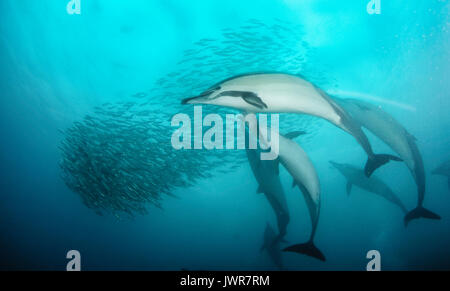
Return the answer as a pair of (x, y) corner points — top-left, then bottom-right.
(0, 0), (449, 270)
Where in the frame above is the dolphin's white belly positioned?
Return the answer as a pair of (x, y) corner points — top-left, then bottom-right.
(277, 135), (320, 205)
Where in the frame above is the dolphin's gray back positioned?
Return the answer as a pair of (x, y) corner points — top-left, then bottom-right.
(338, 165), (408, 214)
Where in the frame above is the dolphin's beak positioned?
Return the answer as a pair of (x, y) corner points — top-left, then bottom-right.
(182, 86), (221, 105)
(181, 95), (210, 105)
(182, 96), (199, 105)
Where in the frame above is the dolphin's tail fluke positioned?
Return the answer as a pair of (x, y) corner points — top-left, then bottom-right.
(404, 206), (441, 227)
(364, 154), (402, 177)
(283, 241), (326, 262)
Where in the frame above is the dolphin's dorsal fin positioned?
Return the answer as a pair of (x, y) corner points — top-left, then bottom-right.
(356, 103), (371, 111)
(257, 185), (264, 194)
(346, 182), (353, 196)
(407, 132), (417, 141)
(284, 131), (307, 140)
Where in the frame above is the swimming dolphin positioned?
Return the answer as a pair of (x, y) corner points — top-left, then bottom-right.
(182, 73), (401, 177)
(330, 161), (408, 215)
(335, 98), (440, 226)
(432, 160), (450, 190)
(259, 126), (325, 262)
(260, 223), (284, 270)
(246, 143), (290, 244)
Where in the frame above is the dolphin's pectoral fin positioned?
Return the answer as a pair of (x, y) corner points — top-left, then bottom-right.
(292, 179), (296, 188)
(346, 182), (352, 196)
(218, 90), (267, 109)
(257, 185), (264, 194)
(284, 131), (307, 140)
(241, 92), (268, 109)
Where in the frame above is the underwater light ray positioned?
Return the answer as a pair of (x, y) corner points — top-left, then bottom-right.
(328, 89), (417, 112)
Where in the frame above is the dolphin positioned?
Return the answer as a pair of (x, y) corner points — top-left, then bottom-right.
(259, 126), (325, 262)
(260, 223), (284, 270)
(246, 143), (290, 244)
(335, 98), (440, 226)
(182, 73), (401, 177)
(432, 160), (450, 190)
(330, 161), (408, 215)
